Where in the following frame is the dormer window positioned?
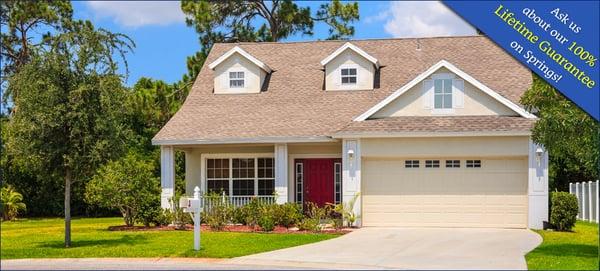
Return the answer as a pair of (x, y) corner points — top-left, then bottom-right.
(341, 68), (357, 84)
(229, 71), (245, 88)
(434, 78), (452, 109)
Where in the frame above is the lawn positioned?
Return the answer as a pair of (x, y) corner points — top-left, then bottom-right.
(0, 217), (339, 259)
(526, 221), (599, 270)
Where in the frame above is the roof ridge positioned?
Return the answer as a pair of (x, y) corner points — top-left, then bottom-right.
(214, 35), (486, 46)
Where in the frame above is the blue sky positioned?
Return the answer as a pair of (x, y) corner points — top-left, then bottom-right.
(74, 1), (475, 86)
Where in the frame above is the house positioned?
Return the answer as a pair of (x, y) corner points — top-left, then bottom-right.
(153, 36), (548, 229)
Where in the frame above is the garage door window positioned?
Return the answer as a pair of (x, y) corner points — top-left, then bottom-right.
(425, 160), (440, 168)
(405, 160), (419, 168)
(446, 160), (460, 168)
(466, 160), (481, 168)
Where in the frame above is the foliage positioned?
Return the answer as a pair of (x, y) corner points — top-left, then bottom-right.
(331, 192), (360, 227)
(521, 75), (599, 191)
(239, 198), (266, 227)
(297, 217), (321, 231)
(1, 185), (26, 221)
(0, 217), (339, 259)
(272, 202), (303, 228)
(178, 0), (359, 91)
(0, 0), (73, 101)
(259, 215), (276, 232)
(549, 192), (578, 231)
(526, 221), (598, 270)
(85, 153), (160, 227)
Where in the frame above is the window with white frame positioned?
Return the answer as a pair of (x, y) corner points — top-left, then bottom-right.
(334, 162), (342, 204)
(466, 160), (481, 168)
(434, 78), (452, 109)
(425, 160), (440, 168)
(229, 71), (245, 88)
(341, 68), (357, 84)
(206, 157), (274, 196)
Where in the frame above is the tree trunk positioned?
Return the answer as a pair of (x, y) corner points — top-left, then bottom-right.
(64, 168), (72, 248)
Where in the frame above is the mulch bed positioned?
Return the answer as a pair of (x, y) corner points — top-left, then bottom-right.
(108, 224), (352, 234)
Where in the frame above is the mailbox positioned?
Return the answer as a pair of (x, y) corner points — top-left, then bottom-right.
(179, 197), (190, 208)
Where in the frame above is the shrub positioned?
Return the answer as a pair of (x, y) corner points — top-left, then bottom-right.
(203, 194), (232, 231)
(273, 203), (303, 228)
(1, 185), (26, 221)
(230, 205), (246, 225)
(240, 198), (264, 227)
(135, 201), (162, 227)
(154, 209), (173, 227)
(297, 217), (320, 231)
(85, 153), (160, 226)
(550, 191), (578, 231)
(259, 215), (276, 232)
(331, 192), (360, 227)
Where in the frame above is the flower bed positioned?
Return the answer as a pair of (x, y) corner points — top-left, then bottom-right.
(108, 224), (351, 234)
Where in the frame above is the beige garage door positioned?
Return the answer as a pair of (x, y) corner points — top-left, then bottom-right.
(362, 158), (528, 228)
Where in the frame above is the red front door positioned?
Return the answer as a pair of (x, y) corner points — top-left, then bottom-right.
(297, 158), (340, 207)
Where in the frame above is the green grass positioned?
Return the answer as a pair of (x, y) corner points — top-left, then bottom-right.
(526, 221), (599, 270)
(0, 217), (339, 259)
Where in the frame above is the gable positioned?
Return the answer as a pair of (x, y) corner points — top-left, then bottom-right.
(212, 52), (267, 94)
(372, 67), (517, 118)
(325, 49), (376, 91)
(355, 60), (535, 121)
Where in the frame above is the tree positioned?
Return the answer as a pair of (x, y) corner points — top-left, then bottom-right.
(6, 20), (134, 247)
(521, 74), (599, 191)
(0, 0), (73, 108)
(1, 185), (26, 221)
(178, 0), (359, 91)
(86, 153), (160, 227)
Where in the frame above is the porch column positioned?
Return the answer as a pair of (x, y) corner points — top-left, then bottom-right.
(342, 139), (361, 227)
(161, 145), (175, 209)
(274, 143), (288, 204)
(528, 139), (548, 229)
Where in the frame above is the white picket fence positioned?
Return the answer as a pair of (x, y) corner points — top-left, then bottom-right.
(569, 180), (599, 223)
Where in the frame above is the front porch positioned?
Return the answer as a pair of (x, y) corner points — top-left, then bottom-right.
(159, 140), (363, 223)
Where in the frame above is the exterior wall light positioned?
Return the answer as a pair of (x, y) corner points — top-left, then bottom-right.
(535, 146), (544, 166)
(348, 149), (354, 160)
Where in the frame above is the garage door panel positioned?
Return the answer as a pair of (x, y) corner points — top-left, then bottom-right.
(362, 158), (528, 228)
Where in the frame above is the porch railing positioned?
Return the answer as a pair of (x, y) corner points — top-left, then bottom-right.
(200, 194), (276, 211)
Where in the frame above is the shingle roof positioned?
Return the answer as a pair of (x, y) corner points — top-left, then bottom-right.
(153, 36), (533, 144)
(334, 116), (535, 136)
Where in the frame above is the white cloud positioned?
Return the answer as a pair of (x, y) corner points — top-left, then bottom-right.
(87, 1), (185, 28)
(371, 1), (476, 38)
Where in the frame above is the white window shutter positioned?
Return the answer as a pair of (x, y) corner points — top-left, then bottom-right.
(452, 79), (464, 108)
(335, 67), (341, 87)
(422, 79), (433, 109)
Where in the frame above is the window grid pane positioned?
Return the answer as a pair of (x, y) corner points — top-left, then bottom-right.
(334, 163), (342, 204)
(295, 163), (303, 203)
(233, 179), (254, 196)
(446, 160), (460, 168)
(434, 79), (452, 109)
(229, 71), (245, 88)
(405, 160), (420, 168)
(425, 160), (440, 168)
(466, 160), (482, 168)
(341, 68), (357, 85)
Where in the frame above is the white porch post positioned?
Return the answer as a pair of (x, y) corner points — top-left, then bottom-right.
(342, 139), (361, 227)
(527, 140), (548, 229)
(161, 145), (175, 209)
(274, 144), (288, 204)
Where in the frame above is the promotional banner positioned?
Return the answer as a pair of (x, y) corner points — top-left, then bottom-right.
(444, 1), (600, 121)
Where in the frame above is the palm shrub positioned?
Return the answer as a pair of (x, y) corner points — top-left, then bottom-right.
(1, 185), (26, 221)
(550, 191), (578, 231)
(332, 192), (360, 227)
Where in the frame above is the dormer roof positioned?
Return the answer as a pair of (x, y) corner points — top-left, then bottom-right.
(320, 42), (380, 68)
(208, 46), (272, 73)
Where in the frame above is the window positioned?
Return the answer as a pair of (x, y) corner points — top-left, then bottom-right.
(206, 158), (229, 195)
(257, 158), (275, 196)
(295, 163), (303, 203)
(229, 71), (244, 88)
(341, 68), (357, 84)
(405, 160), (420, 168)
(434, 78), (452, 109)
(206, 157), (274, 196)
(334, 162), (342, 204)
(425, 160), (440, 168)
(446, 160), (460, 168)
(466, 160), (481, 168)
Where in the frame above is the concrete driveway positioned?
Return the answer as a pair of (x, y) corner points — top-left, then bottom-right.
(229, 227), (542, 270)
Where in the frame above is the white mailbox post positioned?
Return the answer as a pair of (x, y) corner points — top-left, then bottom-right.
(181, 186), (203, 251)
